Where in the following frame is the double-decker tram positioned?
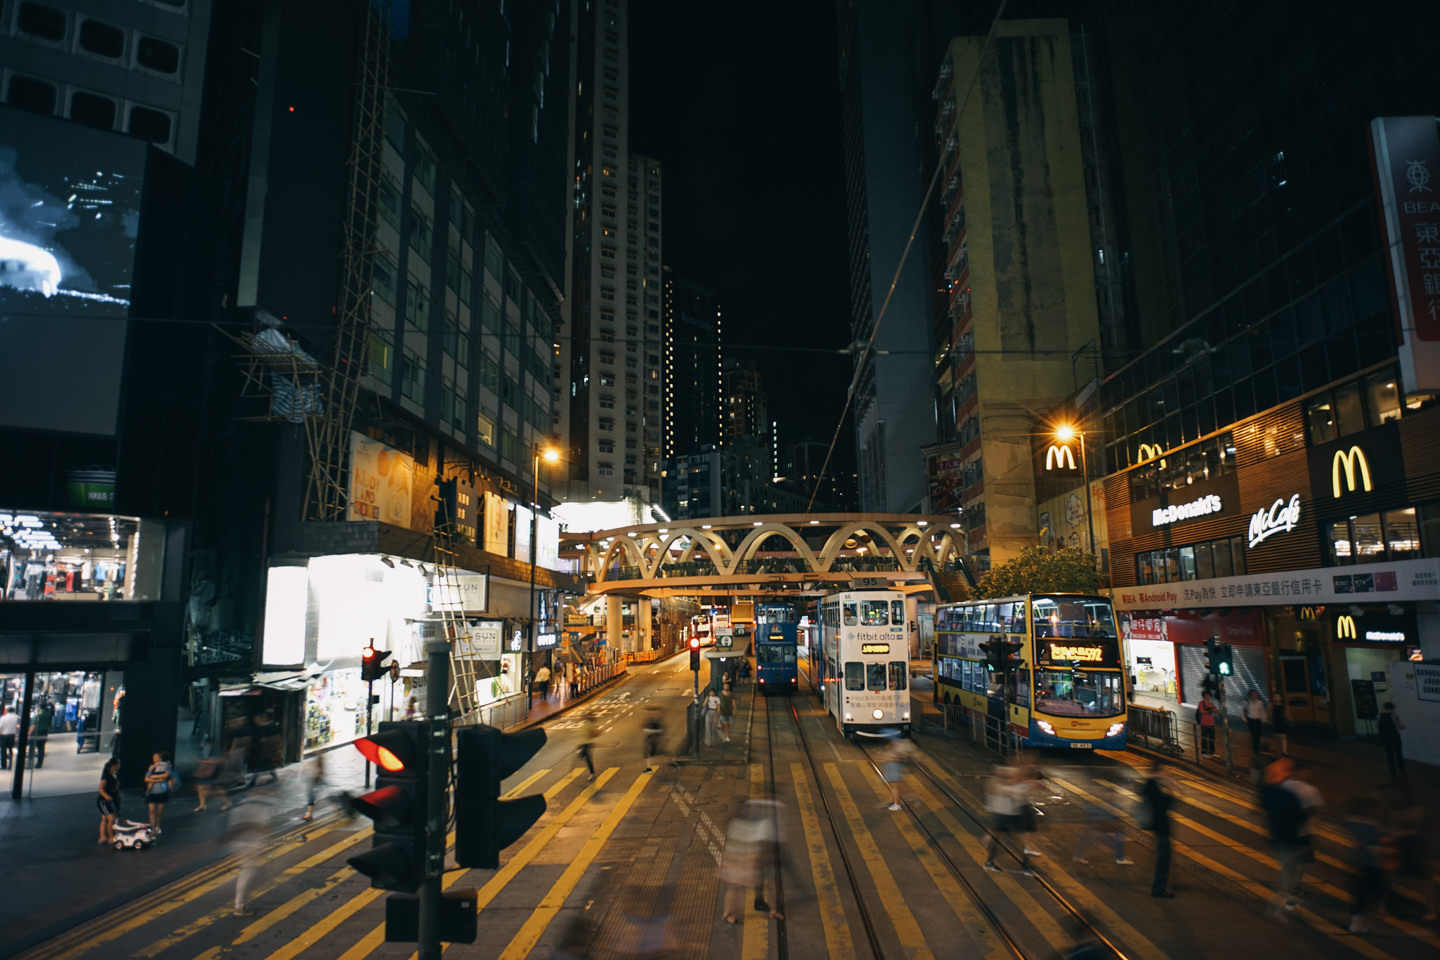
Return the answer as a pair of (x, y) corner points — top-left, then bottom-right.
(755, 621), (799, 694)
(933, 594), (1127, 750)
(817, 590), (911, 738)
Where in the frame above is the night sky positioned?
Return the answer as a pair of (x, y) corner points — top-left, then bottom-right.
(628, 0), (855, 467)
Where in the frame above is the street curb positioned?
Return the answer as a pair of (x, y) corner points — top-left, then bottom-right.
(515, 669), (635, 730)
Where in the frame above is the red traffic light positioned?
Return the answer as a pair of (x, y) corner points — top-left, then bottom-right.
(353, 728), (416, 773)
(689, 637), (700, 649)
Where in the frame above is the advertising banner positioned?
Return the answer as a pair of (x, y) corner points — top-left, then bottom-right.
(927, 447), (967, 513)
(537, 514), (561, 570)
(514, 505), (533, 562)
(1113, 557), (1440, 610)
(347, 433), (414, 526)
(483, 491), (509, 554)
(1370, 116), (1440, 395)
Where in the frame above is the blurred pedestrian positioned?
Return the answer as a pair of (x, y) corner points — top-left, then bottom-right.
(578, 713), (598, 781)
(642, 707), (663, 772)
(720, 799), (782, 923)
(1018, 762), (1045, 858)
(1283, 762), (1323, 900)
(302, 752), (326, 821)
(1196, 692), (1218, 758)
(1378, 703), (1405, 779)
(1261, 757), (1306, 921)
(1270, 694), (1289, 756)
(193, 737), (227, 812)
(97, 757), (121, 845)
(1141, 760), (1174, 897)
(144, 750), (174, 837)
(1344, 795), (1394, 934)
(718, 682), (736, 743)
(1249, 738), (1277, 790)
(534, 664), (552, 701)
(983, 765), (1033, 875)
(1383, 785), (1436, 923)
(1243, 690), (1269, 756)
(0, 705), (18, 769)
(878, 730), (915, 811)
(1072, 801), (1132, 866)
(703, 687), (722, 746)
(231, 790), (275, 917)
(29, 698), (55, 768)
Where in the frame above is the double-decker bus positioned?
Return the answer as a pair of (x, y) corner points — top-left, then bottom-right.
(933, 594), (1126, 750)
(817, 590), (911, 738)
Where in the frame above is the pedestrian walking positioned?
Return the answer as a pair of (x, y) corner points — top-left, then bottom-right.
(1270, 695), (1290, 756)
(1261, 757), (1307, 921)
(1249, 739), (1277, 789)
(144, 750), (174, 837)
(983, 765), (1033, 875)
(193, 737), (229, 812)
(534, 664), (552, 700)
(1378, 702), (1405, 779)
(303, 751), (327, 821)
(1072, 801), (1132, 866)
(1344, 795), (1395, 934)
(718, 682), (736, 743)
(231, 790), (274, 917)
(0, 705), (17, 770)
(28, 698), (55, 768)
(97, 757), (121, 845)
(878, 731), (915, 811)
(1196, 692), (1218, 758)
(1384, 786), (1438, 923)
(1018, 762), (1046, 858)
(1284, 762), (1323, 900)
(1243, 690), (1268, 756)
(1141, 760), (1175, 897)
(703, 687), (722, 746)
(642, 707), (664, 772)
(720, 800), (782, 923)
(578, 713), (598, 781)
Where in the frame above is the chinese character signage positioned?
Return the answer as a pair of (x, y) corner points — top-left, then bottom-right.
(1370, 116), (1440, 395)
(348, 433), (414, 526)
(1114, 557), (1440, 609)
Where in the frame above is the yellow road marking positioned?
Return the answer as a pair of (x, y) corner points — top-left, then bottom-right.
(824, 762), (933, 960)
(282, 824), (371, 872)
(791, 761), (856, 960)
(497, 769), (652, 959)
(1054, 775), (1403, 960)
(261, 886), (384, 960)
(334, 768), (589, 960)
(742, 762), (770, 960)
(861, 769), (1009, 959)
(905, 774), (1071, 955)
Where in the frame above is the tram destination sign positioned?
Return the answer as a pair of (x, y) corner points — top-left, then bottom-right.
(860, 643), (891, 655)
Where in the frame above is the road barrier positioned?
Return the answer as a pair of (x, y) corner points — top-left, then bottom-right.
(1127, 702), (1182, 756)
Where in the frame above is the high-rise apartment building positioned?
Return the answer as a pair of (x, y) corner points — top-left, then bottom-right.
(721, 358), (768, 445)
(662, 268), (723, 460)
(557, 0), (663, 505)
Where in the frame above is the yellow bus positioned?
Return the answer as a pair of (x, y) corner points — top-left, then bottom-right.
(933, 594), (1127, 750)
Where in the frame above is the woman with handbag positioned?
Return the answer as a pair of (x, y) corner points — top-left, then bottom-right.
(144, 750), (175, 837)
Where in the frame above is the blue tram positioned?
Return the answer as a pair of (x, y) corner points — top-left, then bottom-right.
(755, 621), (799, 694)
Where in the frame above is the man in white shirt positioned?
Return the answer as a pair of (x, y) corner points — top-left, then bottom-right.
(0, 706), (18, 769)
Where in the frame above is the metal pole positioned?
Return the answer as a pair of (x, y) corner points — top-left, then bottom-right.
(526, 454), (539, 713)
(1079, 430), (1097, 556)
(419, 638), (451, 960)
(10, 671), (34, 800)
(1219, 677), (1234, 776)
(364, 677), (374, 788)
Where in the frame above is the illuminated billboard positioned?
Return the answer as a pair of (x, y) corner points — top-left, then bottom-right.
(0, 108), (148, 436)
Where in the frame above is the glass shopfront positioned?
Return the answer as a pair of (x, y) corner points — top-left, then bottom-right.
(1, 670), (126, 798)
(1, 510), (164, 602)
(304, 668), (368, 753)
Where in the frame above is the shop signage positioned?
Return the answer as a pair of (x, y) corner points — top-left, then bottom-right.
(429, 574), (488, 613)
(1044, 444), (1077, 471)
(536, 633), (557, 648)
(1137, 443), (1167, 466)
(1247, 494), (1302, 549)
(1331, 446), (1373, 498)
(861, 642), (891, 654)
(1369, 116), (1440, 396)
(1337, 615), (1358, 639)
(466, 621), (502, 655)
(1151, 494), (1223, 527)
(347, 433), (414, 526)
(1351, 679), (1379, 720)
(1334, 612), (1410, 644)
(1120, 613), (1167, 642)
(1416, 663), (1440, 702)
(1113, 557), (1440, 610)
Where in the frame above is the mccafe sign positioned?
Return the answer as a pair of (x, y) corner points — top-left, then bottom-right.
(1247, 494), (1302, 549)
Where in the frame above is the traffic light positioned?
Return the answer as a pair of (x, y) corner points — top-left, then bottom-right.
(434, 475), (459, 539)
(1203, 637), (1217, 675)
(689, 636), (701, 671)
(1214, 642), (1234, 678)
(455, 724), (548, 869)
(348, 721), (427, 892)
(361, 643), (392, 682)
(978, 638), (1024, 672)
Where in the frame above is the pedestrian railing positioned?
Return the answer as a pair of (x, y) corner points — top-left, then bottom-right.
(1127, 703), (1183, 756)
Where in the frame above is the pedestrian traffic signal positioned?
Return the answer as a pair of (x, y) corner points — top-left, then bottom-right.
(689, 636), (701, 671)
(455, 724), (547, 869)
(361, 643), (392, 682)
(1214, 642), (1234, 678)
(1203, 637), (1217, 676)
(348, 722), (427, 892)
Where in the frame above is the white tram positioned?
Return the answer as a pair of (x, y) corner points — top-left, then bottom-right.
(817, 590), (911, 738)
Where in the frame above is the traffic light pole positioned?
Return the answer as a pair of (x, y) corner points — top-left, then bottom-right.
(420, 638), (451, 960)
(365, 677), (374, 788)
(1218, 677), (1234, 776)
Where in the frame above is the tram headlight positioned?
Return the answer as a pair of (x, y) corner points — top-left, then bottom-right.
(1036, 720), (1055, 735)
(872, 708), (884, 720)
(1107, 722), (1125, 738)
(844, 713), (853, 721)
(903, 711), (910, 721)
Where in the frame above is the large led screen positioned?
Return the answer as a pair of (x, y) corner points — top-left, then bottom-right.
(0, 108), (148, 436)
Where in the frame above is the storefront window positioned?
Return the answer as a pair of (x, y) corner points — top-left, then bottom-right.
(1384, 508), (1420, 561)
(1305, 395), (1337, 445)
(1, 670), (124, 797)
(1195, 542), (1214, 579)
(1213, 539), (1234, 577)
(304, 668), (367, 752)
(1177, 546), (1197, 580)
(1421, 503), (1440, 558)
(1229, 536), (1247, 575)
(1335, 382), (1365, 437)
(1352, 514), (1384, 562)
(1365, 370), (1402, 425)
(1327, 520), (1354, 565)
(0, 511), (163, 602)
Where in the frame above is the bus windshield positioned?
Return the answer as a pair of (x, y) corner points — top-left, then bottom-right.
(1032, 596), (1117, 640)
(1034, 670), (1124, 718)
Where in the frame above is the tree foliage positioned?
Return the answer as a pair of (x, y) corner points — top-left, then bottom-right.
(975, 546), (1100, 598)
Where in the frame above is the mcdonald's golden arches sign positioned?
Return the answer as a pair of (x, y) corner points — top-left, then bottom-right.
(1044, 444), (1077, 471)
(1336, 614), (1358, 640)
(1331, 446), (1372, 498)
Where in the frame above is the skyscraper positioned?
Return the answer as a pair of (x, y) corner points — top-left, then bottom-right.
(557, 0), (664, 504)
(662, 269), (723, 459)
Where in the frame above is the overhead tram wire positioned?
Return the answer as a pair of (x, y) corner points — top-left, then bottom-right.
(806, 0), (1011, 512)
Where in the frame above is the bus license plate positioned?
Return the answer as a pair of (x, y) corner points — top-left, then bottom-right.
(1070, 742), (1093, 749)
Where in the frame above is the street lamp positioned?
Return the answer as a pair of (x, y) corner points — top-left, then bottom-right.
(527, 445), (561, 712)
(1055, 423), (1097, 557)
